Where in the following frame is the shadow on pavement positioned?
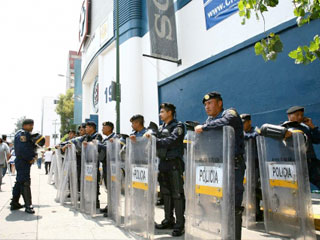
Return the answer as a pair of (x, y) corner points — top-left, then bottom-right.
(5, 211), (42, 222)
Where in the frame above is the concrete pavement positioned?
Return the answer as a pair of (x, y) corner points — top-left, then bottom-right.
(0, 165), (318, 239)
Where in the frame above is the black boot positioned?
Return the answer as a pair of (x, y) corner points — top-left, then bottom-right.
(235, 206), (244, 240)
(10, 196), (24, 211)
(22, 181), (33, 208)
(25, 206), (35, 214)
(156, 195), (175, 229)
(172, 197), (185, 237)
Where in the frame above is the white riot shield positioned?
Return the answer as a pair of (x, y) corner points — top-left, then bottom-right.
(58, 152), (71, 204)
(48, 153), (57, 185)
(257, 133), (316, 239)
(185, 126), (235, 240)
(107, 139), (122, 226)
(124, 136), (157, 239)
(242, 139), (257, 229)
(55, 150), (63, 189)
(80, 141), (98, 216)
(67, 144), (78, 209)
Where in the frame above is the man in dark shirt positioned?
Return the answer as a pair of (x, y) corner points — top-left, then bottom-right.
(195, 92), (245, 240)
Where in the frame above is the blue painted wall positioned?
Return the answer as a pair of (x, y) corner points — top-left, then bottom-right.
(74, 59), (82, 125)
(159, 19), (320, 154)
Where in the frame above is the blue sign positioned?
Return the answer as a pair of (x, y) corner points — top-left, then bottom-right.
(203, 0), (239, 30)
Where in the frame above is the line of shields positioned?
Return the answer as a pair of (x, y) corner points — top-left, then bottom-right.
(47, 126), (316, 240)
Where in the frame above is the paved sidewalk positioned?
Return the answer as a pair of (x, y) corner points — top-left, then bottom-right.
(0, 165), (317, 240)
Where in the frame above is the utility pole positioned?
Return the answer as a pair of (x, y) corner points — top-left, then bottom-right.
(116, 0), (120, 134)
(52, 119), (59, 145)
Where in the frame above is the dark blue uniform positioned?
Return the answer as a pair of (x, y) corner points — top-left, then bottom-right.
(156, 119), (185, 231)
(202, 108), (245, 239)
(12, 129), (36, 208)
(282, 121), (320, 188)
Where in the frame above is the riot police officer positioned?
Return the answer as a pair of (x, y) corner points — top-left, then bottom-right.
(146, 103), (185, 237)
(195, 92), (245, 240)
(82, 121), (103, 209)
(240, 113), (263, 221)
(282, 106), (320, 189)
(10, 119), (43, 214)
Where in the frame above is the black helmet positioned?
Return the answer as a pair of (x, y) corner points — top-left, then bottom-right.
(31, 133), (45, 147)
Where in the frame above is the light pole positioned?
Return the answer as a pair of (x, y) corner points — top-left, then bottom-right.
(116, 0), (120, 134)
(52, 119), (60, 145)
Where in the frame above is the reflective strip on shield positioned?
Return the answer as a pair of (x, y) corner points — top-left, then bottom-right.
(85, 164), (93, 182)
(195, 165), (223, 197)
(132, 166), (148, 190)
(111, 163), (116, 182)
(268, 163), (297, 189)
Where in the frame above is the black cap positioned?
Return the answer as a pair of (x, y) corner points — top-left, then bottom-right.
(160, 103), (176, 114)
(102, 121), (114, 129)
(240, 114), (251, 122)
(202, 91), (222, 104)
(22, 119), (34, 125)
(86, 121), (97, 128)
(68, 129), (76, 134)
(80, 123), (86, 128)
(130, 114), (144, 122)
(286, 106), (304, 114)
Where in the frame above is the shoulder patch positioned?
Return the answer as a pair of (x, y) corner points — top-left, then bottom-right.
(177, 127), (184, 136)
(228, 109), (238, 117)
(20, 136), (27, 142)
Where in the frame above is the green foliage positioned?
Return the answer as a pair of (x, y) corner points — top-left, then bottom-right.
(254, 33), (283, 61)
(289, 35), (320, 64)
(238, 0), (320, 64)
(55, 88), (76, 137)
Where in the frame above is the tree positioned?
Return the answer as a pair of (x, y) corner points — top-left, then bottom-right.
(14, 116), (26, 133)
(238, 0), (320, 64)
(55, 88), (76, 137)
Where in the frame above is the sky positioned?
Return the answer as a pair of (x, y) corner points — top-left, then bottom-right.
(0, 0), (83, 136)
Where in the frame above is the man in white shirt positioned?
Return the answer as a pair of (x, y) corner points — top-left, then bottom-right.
(0, 137), (11, 191)
(44, 148), (53, 175)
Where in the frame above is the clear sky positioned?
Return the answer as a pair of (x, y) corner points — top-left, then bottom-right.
(0, 0), (83, 136)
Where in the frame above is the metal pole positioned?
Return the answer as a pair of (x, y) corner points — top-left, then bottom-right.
(116, 0), (120, 134)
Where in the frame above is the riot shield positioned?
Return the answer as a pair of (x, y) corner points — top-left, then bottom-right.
(55, 149), (63, 189)
(185, 126), (235, 240)
(48, 153), (57, 185)
(124, 136), (157, 239)
(58, 150), (71, 204)
(80, 141), (98, 216)
(257, 132), (316, 239)
(107, 139), (122, 226)
(242, 139), (257, 229)
(67, 144), (78, 209)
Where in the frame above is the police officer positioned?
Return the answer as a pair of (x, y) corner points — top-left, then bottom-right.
(282, 106), (320, 189)
(10, 119), (38, 214)
(240, 113), (263, 221)
(82, 121), (103, 209)
(195, 92), (245, 240)
(145, 103), (185, 237)
(98, 121), (116, 217)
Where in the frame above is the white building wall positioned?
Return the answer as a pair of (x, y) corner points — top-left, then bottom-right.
(42, 97), (61, 144)
(81, 1), (296, 135)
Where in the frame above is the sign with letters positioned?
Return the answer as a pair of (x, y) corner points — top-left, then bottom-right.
(203, 0), (239, 30)
(132, 165), (148, 191)
(147, 0), (178, 60)
(195, 164), (223, 197)
(268, 162), (298, 189)
(85, 164), (93, 182)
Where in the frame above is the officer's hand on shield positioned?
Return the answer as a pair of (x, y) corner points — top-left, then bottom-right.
(303, 117), (315, 129)
(284, 129), (293, 139)
(129, 135), (137, 143)
(109, 138), (114, 143)
(194, 125), (203, 134)
(83, 141), (88, 147)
